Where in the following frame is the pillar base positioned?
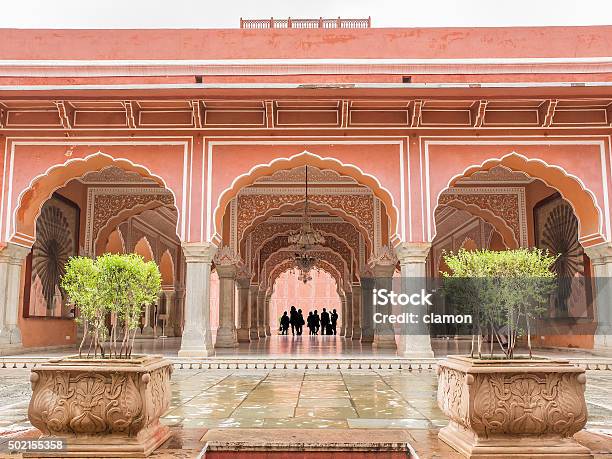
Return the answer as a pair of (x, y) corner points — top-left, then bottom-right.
(373, 334), (397, 349)
(215, 328), (238, 348)
(178, 327), (214, 357)
(265, 326), (271, 337)
(236, 328), (251, 342)
(258, 327), (266, 338)
(594, 334), (612, 352)
(249, 328), (260, 340)
(351, 328), (362, 340)
(361, 329), (374, 343)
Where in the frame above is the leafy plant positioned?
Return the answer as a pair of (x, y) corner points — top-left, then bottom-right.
(442, 248), (557, 359)
(61, 253), (162, 359)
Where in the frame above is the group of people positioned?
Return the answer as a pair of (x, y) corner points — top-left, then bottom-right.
(279, 306), (339, 336)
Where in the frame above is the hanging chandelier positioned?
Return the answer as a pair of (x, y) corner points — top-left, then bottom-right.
(289, 165), (325, 283)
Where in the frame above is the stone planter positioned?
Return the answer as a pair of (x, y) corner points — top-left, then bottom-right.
(27, 354), (172, 457)
(437, 355), (591, 458)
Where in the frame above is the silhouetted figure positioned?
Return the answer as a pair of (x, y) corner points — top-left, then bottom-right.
(313, 310), (320, 334)
(289, 306), (298, 335)
(321, 308), (330, 335)
(307, 311), (315, 335)
(280, 311), (290, 335)
(296, 309), (305, 335)
(331, 309), (339, 335)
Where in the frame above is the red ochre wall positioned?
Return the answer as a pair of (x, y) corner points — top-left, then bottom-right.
(18, 183), (84, 348)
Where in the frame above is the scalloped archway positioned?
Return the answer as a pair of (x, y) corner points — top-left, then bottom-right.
(213, 152), (400, 246)
(12, 152), (180, 247)
(433, 152), (604, 247)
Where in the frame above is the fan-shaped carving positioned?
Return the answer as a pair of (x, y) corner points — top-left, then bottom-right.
(31, 204), (74, 313)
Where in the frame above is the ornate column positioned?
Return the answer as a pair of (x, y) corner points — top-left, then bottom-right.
(265, 293), (272, 336)
(0, 243), (30, 345)
(351, 283), (362, 340)
(584, 243), (612, 350)
(178, 243), (216, 357)
(372, 246), (398, 350)
(395, 242), (435, 358)
(343, 289), (353, 339)
(214, 247), (240, 348)
(249, 284), (259, 340)
(257, 288), (266, 338)
(162, 289), (176, 337)
(338, 288), (346, 335)
(140, 303), (155, 338)
(174, 288), (185, 337)
(235, 267), (251, 342)
(360, 269), (375, 343)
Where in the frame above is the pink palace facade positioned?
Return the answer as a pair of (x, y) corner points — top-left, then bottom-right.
(0, 23), (612, 357)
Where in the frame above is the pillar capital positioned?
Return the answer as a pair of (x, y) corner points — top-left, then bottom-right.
(0, 242), (30, 263)
(181, 242), (217, 263)
(584, 242), (612, 264)
(369, 244), (398, 277)
(214, 245), (242, 266)
(395, 242), (431, 265)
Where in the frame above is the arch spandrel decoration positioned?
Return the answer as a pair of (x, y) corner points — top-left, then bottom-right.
(263, 249), (349, 289)
(254, 232), (357, 282)
(267, 258), (343, 295)
(243, 221), (363, 262)
(212, 152), (400, 246)
(11, 152), (182, 246)
(433, 152), (605, 247)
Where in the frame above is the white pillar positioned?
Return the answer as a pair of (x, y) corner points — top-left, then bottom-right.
(338, 289), (346, 335)
(215, 263), (239, 348)
(249, 285), (259, 340)
(265, 293), (272, 336)
(372, 261), (398, 350)
(360, 272), (375, 343)
(163, 290), (176, 337)
(178, 243), (216, 357)
(351, 284), (362, 340)
(585, 243), (612, 351)
(236, 276), (251, 342)
(257, 290), (266, 338)
(396, 242), (435, 358)
(0, 243), (30, 345)
(344, 290), (353, 339)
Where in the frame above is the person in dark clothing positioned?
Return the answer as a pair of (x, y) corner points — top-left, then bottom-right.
(280, 311), (290, 335)
(289, 306), (298, 335)
(307, 311), (315, 335)
(330, 309), (339, 335)
(320, 308), (330, 335)
(296, 309), (305, 335)
(313, 310), (320, 335)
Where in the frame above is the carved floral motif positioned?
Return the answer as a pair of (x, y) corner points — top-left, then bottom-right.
(28, 356), (172, 456)
(437, 356), (589, 457)
(237, 193), (374, 243)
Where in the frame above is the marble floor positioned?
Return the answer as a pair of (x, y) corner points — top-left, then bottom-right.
(0, 366), (611, 456)
(10, 335), (612, 359)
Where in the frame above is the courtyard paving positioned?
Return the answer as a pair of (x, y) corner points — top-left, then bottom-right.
(0, 366), (611, 456)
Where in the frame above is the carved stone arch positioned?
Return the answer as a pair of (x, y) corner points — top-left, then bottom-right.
(104, 229), (125, 254)
(438, 200), (519, 249)
(133, 236), (155, 262)
(12, 152), (180, 247)
(94, 200), (168, 256)
(267, 258), (343, 295)
(436, 152), (604, 247)
(239, 201), (373, 252)
(159, 249), (175, 287)
(253, 231), (357, 282)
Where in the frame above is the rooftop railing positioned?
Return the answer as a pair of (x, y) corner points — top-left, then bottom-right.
(240, 17), (371, 29)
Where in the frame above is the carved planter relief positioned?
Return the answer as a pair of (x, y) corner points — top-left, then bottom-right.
(437, 356), (591, 458)
(27, 355), (172, 457)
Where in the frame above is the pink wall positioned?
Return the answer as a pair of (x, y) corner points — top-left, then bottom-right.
(1, 26), (610, 60)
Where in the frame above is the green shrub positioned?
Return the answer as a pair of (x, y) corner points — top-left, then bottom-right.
(61, 253), (162, 358)
(442, 248), (557, 359)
